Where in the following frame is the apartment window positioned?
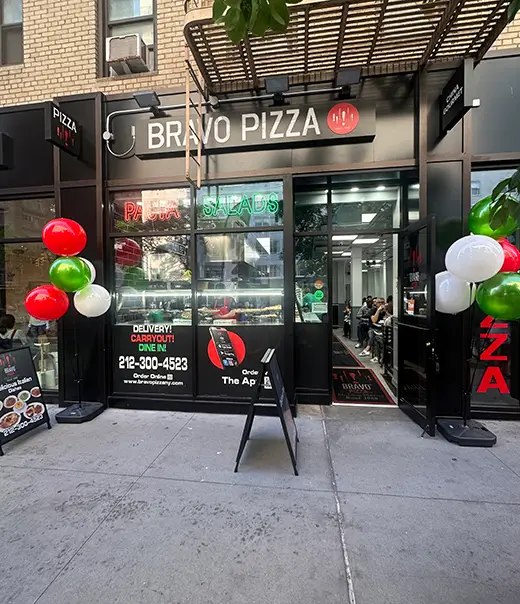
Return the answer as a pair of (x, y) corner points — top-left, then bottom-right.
(0, 0), (23, 66)
(105, 0), (156, 72)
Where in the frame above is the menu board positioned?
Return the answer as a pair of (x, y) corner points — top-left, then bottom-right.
(0, 347), (51, 455)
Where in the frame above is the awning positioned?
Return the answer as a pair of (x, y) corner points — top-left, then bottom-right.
(184, 0), (512, 93)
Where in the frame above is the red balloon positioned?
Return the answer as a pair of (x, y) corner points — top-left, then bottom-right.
(115, 238), (142, 267)
(498, 238), (520, 273)
(25, 285), (69, 321)
(42, 218), (87, 256)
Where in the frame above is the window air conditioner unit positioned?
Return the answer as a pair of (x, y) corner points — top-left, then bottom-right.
(106, 33), (149, 76)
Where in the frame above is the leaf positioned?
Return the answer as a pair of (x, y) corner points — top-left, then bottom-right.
(491, 178), (511, 201)
(510, 168), (520, 189)
(250, 1), (270, 36)
(508, 0), (520, 23)
(212, 0), (228, 23)
(225, 8), (247, 43)
(249, 0), (260, 27)
(268, 0), (290, 27)
(490, 205), (510, 230)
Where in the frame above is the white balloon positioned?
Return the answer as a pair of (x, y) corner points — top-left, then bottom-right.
(74, 284), (111, 317)
(445, 235), (504, 283)
(435, 271), (472, 314)
(78, 257), (96, 285)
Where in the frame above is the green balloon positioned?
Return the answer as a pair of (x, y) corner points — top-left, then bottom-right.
(124, 266), (146, 290)
(468, 195), (518, 239)
(476, 272), (520, 321)
(49, 257), (91, 293)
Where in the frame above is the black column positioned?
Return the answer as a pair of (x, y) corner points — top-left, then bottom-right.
(56, 94), (107, 406)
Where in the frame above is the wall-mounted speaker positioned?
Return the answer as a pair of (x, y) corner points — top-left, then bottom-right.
(0, 133), (14, 169)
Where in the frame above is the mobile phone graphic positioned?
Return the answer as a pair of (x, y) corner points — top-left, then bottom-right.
(209, 327), (239, 368)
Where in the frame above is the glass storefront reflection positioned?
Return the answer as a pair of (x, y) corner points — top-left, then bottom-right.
(197, 231), (283, 325)
(114, 236), (192, 325)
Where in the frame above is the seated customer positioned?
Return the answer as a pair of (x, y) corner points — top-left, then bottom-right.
(0, 314), (28, 349)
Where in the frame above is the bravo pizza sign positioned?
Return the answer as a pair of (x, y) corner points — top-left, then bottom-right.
(135, 101), (375, 158)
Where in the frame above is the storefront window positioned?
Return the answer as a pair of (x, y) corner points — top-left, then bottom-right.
(294, 236), (328, 323)
(470, 168), (519, 410)
(196, 181), (283, 230)
(294, 187), (327, 232)
(471, 169), (516, 208)
(332, 185), (400, 231)
(114, 236), (192, 325)
(407, 183), (420, 224)
(0, 242), (59, 390)
(112, 188), (191, 233)
(0, 198), (56, 239)
(196, 232), (283, 325)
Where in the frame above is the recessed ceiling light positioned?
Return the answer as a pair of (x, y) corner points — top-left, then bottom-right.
(361, 213), (377, 223)
(362, 269), (368, 273)
(332, 235), (358, 241)
(350, 187), (359, 192)
(341, 252), (351, 257)
(353, 238), (379, 244)
(376, 185), (386, 191)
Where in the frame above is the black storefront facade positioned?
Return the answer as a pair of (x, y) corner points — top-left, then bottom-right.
(1, 51), (519, 428)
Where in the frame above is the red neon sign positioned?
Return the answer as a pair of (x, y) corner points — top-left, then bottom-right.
(476, 316), (510, 394)
(124, 200), (180, 223)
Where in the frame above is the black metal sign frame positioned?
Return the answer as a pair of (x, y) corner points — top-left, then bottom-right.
(234, 348), (299, 476)
(0, 347), (51, 456)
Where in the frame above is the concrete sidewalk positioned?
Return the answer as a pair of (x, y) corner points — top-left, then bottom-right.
(1, 405), (520, 604)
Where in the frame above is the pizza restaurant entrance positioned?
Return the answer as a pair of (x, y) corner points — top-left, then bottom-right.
(293, 171), (436, 429)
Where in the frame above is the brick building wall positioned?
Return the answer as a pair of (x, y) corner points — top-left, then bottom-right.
(0, 1), (519, 108)
(0, 0), (186, 106)
(491, 14), (520, 50)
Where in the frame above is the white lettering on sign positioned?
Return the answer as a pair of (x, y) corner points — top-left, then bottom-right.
(145, 106), (329, 152)
(242, 113), (259, 141)
(52, 106), (78, 133)
(149, 122), (165, 149)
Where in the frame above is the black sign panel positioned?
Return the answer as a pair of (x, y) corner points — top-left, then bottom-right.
(332, 367), (393, 405)
(0, 347), (51, 455)
(135, 101), (376, 158)
(235, 348), (298, 475)
(266, 349), (297, 457)
(439, 59), (474, 135)
(197, 325), (284, 399)
(112, 325), (193, 395)
(44, 102), (81, 157)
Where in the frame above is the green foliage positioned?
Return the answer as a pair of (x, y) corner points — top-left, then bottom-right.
(212, 0), (303, 43)
(489, 167), (520, 230)
(508, 0), (520, 23)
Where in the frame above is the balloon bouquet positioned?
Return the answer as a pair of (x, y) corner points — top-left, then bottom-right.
(23, 219), (111, 423)
(435, 195), (520, 446)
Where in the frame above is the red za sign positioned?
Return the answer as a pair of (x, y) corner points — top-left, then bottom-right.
(477, 315), (509, 394)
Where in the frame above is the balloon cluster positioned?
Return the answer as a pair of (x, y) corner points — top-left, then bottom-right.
(24, 219), (111, 321)
(436, 196), (520, 321)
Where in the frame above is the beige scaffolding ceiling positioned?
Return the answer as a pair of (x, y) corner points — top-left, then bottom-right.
(184, 0), (512, 92)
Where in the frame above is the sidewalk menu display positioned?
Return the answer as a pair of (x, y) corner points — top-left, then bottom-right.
(113, 325), (193, 395)
(235, 348), (298, 476)
(0, 347), (51, 455)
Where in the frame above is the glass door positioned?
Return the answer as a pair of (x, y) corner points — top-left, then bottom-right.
(397, 216), (436, 434)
